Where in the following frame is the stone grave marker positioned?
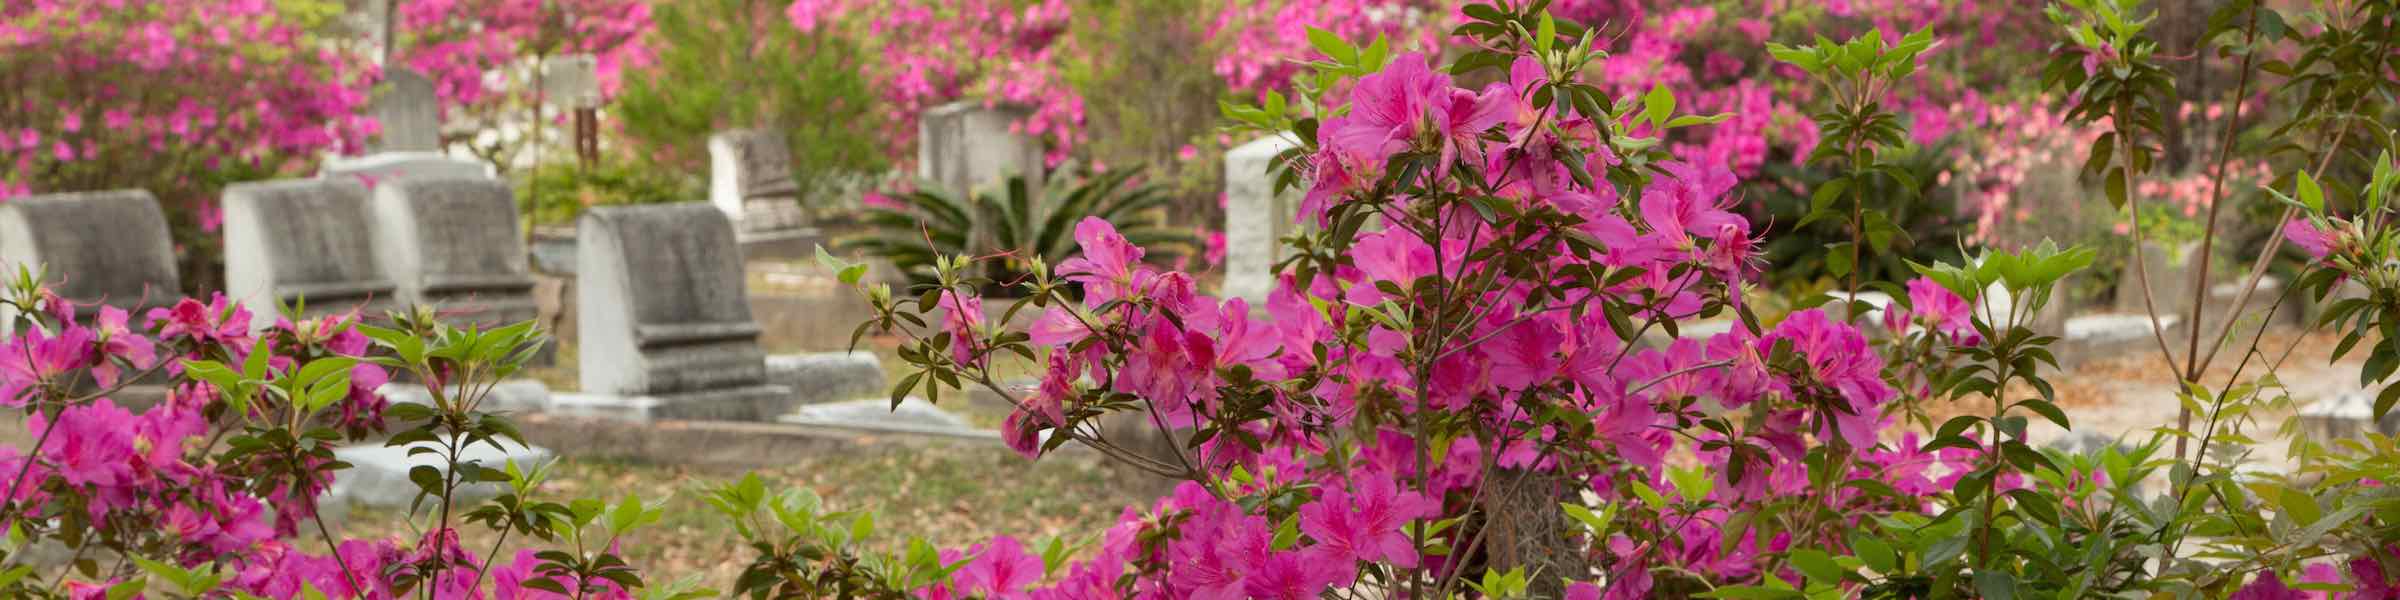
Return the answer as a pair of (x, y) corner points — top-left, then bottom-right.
(765, 351), (886, 406)
(570, 203), (792, 420)
(540, 54), (600, 109)
(2296, 390), (2400, 440)
(222, 178), (398, 330)
(369, 174), (550, 367)
(321, 151), (491, 185)
(327, 434), (554, 511)
(781, 396), (976, 436)
(917, 101), (1044, 197)
(0, 190), (180, 318)
(1223, 135), (1303, 304)
(708, 129), (811, 234)
(372, 68), (442, 153)
(2114, 241), (2201, 316)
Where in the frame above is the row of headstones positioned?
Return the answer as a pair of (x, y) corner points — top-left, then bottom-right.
(0, 156), (894, 424)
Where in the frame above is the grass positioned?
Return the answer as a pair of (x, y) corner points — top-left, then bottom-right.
(339, 441), (1169, 589)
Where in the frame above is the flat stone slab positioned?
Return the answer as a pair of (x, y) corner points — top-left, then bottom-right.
(549, 384), (796, 422)
(380, 379), (552, 414)
(766, 352), (886, 405)
(2297, 390), (2400, 440)
(2064, 313), (2182, 342)
(327, 434), (554, 512)
(780, 396), (976, 436)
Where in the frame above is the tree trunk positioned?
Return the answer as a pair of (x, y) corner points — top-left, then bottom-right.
(1478, 468), (1593, 597)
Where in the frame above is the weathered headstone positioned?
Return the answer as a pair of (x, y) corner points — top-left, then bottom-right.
(372, 68), (442, 153)
(2114, 241), (2201, 316)
(0, 190), (180, 317)
(917, 101), (1044, 197)
(707, 129), (810, 234)
(1223, 135), (1303, 304)
(540, 54), (601, 109)
(222, 179), (398, 330)
(369, 174), (550, 366)
(574, 203), (792, 420)
(321, 151), (491, 185)
(2296, 390), (2400, 440)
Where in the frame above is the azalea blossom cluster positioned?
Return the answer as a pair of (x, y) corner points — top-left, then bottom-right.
(0, 0), (377, 202)
(395, 0), (653, 149)
(0, 287), (623, 597)
(785, 0), (1084, 168)
(1206, 0), (1454, 100)
(877, 43), (1999, 595)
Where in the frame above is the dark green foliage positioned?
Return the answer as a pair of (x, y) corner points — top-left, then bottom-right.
(840, 169), (1196, 293)
(1755, 141), (1969, 288)
(515, 159), (696, 225)
(611, 0), (885, 211)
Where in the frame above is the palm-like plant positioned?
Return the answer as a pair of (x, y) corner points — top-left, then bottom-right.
(840, 167), (1196, 293)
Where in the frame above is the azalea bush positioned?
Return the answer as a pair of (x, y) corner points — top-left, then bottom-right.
(395, 0), (652, 167)
(0, 0), (379, 291)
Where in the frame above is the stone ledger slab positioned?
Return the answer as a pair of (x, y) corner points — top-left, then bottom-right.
(765, 351), (886, 405)
(326, 434), (554, 511)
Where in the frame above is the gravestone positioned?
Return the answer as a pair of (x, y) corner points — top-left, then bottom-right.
(540, 54), (601, 109)
(707, 129), (811, 234)
(320, 152), (491, 186)
(574, 203), (792, 420)
(372, 68), (441, 153)
(222, 179), (398, 330)
(0, 190), (180, 317)
(1223, 136), (1303, 304)
(780, 396), (976, 436)
(917, 101), (1044, 197)
(2296, 390), (2400, 440)
(369, 174), (549, 365)
(2114, 241), (2201, 317)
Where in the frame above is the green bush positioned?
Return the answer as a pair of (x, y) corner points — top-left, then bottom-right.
(839, 168), (1196, 293)
(612, 0), (885, 211)
(514, 160), (695, 226)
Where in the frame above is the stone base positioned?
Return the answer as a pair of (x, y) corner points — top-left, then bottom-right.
(2054, 313), (2183, 369)
(779, 396), (974, 436)
(325, 433), (554, 513)
(2297, 391), (2400, 440)
(766, 352), (885, 405)
(549, 384), (795, 422)
(381, 379), (553, 414)
(736, 227), (825, 260)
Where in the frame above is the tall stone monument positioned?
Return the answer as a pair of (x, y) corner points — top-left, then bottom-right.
(1222, 135), (1303, 304)
(222, 179), (398, 330)
(372, 68), (442, 153)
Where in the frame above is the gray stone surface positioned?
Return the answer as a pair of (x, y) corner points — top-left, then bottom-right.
(372, 69), (442, 153)
(766, 352), (886, 405)
(321, 152), (491, 184)
(917, 101), (1044, 198)
(708, 129), (810, 234)
(2114, 241), (2201, 316)
(780, 396), (977, 435)
(369, 175), (542, 349)
(0, 190), (179, 317)
(547, 387), (798, 422)
(327, 434), (554, 511)
(222, 178), (398, 330)
(1223, 135), (1303, 304)
(380, 379), (553, 414)
(577, 203), (794, 420)
(540, 54), (601, 109)
(2296, 390), (2400, 440)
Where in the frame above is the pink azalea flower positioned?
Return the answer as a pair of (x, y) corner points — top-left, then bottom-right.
(958, 536), (1044, 599)
(2286, 218), (2334, 261)
(1298, 470), (1438, 585)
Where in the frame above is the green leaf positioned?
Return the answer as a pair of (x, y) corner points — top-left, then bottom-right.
(1644, 83), (1676, 129)
(1536, 12), (1557, 56)
(2296, 170), (2325, 213)
(1787, 549), (1846, 584)
(1306, 27), (1356, 64)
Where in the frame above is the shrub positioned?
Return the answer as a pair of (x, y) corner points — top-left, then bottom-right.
(838, 169), (1196, 293)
